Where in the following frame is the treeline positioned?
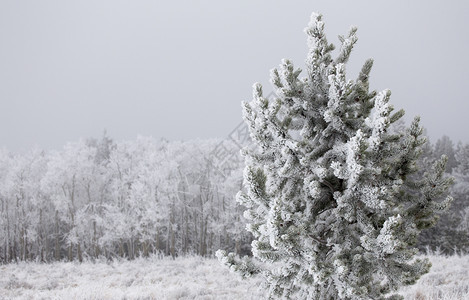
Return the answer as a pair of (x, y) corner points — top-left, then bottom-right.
(0, 135), (250, 263)
(1, 132), (468, 263)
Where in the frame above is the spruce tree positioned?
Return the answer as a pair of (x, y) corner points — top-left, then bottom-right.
(217, 13), (453, 299)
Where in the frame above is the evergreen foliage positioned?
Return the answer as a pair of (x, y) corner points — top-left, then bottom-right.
(418, 138), (469, 254)
(433, 136), (457, 173)
(217, 13), (453, 299)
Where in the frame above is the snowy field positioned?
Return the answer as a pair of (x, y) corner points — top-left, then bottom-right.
(0, 255), (468, 300)
(398, 254), (469, 300)
(0, 256), (264, 300)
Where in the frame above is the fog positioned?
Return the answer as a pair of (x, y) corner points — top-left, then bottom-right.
(1, 1), (468, 151)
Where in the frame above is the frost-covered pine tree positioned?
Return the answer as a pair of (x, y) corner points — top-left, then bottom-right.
(217, 13), (453, 300)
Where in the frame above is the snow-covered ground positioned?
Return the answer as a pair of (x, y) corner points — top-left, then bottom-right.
(0, 255), (264, 300)
(0, 254), (468, 299)
(398, 254), (469, 300)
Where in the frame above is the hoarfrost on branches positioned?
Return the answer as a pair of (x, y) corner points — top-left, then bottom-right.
(218, 12), (453, 300)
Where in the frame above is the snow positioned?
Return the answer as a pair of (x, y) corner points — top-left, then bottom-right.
(398, 254), (469, 300)
(0, 255), (264, 300)
(1, 254), (468, 299)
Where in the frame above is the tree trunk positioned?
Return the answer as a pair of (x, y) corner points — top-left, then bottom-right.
(119, 240), (124, 258)
(93, 220), (99, 258)
(235, 239), (241, 256)
(55, 211), (60, 261)
(20, 228), (25, 261)
(199, 216), (206, 256)
(184, 212), (189, 254)
(208, 232), (213, 256)
(143, 241), (148, 257)
(77, 242), (83, 262)
(24, 234), (28, 261)
(68, 244), (73, 261)
(155, 230), (160, 253)
(6, 205), (11, 262)
(170, 225), (175, 259)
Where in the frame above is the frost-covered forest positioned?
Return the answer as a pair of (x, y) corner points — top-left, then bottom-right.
(0, 132), (468, 264)
(0, 134), (252, 263)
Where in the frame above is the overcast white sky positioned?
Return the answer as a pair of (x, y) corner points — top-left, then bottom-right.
(1, 1), (468, 152)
